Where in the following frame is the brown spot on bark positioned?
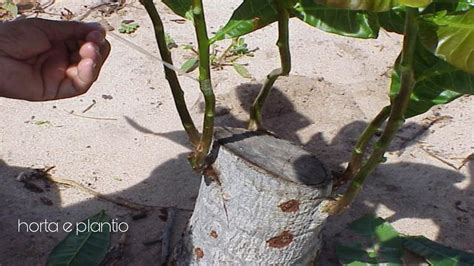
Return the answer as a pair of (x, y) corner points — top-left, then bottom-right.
(278, 199), (300, 212)
(194, 247), (204, 259)
(267, 230), (294, 248)
(209, 230), (218, 238)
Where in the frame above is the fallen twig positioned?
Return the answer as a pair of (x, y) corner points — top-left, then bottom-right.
(16, 166), (193, 212)
(35, 166), (193, 212)
(82, 99), (97, 113)
(45, 174), (148, 211)
(419, 145), (458, 170)
(396, 115), (452, 156)
(65, 110), (117, 121)
(76, 3), (108, 21)
(457, 153), (474, 170)
(454, 200), (468, 213)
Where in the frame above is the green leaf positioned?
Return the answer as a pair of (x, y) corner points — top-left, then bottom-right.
(419, 9), (474, 74)
(291, 0), (380, 38)
(232, 62), (252, 78)
(422, 0), (459, 14)
(348, 214), (402, 248)
(230, 37), (250, 55)
(47, 211), (111, 266)
(181, 57), (199, 73)
(118, 21), (139, 34)
(336, 215), (403, 265)
(315, 0), (432, 12)
(210, 0), (279, 43)
(336, 245), (403, 265)
(378, 7), (406, 34)
(181, 44), (195, 50)
(403, 236), (474, 266)
(336, 245), (380, 265)
(390, 42), (472, 118)
(162, 0), (193, 20)
(377, 1), (472, 35)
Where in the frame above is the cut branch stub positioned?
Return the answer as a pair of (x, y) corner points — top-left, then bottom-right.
(172, 127), (332, 264)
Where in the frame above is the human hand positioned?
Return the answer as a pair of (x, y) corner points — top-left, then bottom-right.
(0, 18), (111, 101)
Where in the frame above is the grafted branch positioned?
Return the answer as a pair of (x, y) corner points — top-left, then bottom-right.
(140, 0), (200, 146)
(329, 7), (419, 215)
(335, 106), (390, 189)
(189, 0), (216, 170)
(248, 0), (291, 131)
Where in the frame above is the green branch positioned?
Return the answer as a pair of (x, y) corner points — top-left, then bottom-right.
(189, 0), (215, 170)
(248, 0), (291, 131)
(335, 106), (390, 189)
(140, 0), (200, 146)
(328, 7), (419, 215)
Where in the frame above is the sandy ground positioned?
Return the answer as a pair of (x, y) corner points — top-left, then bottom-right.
(0, 0), (473, 265)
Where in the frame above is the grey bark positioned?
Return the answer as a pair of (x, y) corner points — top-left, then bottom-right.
(173, 127), (332, 264)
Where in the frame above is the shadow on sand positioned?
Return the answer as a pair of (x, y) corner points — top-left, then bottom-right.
(1, 81), (472, 265)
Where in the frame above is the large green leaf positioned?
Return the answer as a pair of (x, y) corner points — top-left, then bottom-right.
(419, 9), (474, 74)
(337, 216), (474, 265)
(336, 244), (402, 265)
(404, 236), (474, 266)
(210, 0), (278, 43)
(377, 1), (472, 35)
(422, 0), (460, 14)
(336, 215), (403, 266)
(162, 0), (193, 20)
(390, 42), (473, 118)
(348, 214), (403, 249)
(291, 0), (380, 38)
(378, 7), (406, 33)
(47, 211), (111, 266)
(315, 0), (432, 11)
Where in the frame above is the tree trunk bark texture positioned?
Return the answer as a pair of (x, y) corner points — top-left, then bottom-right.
(173, 127), (332, 264)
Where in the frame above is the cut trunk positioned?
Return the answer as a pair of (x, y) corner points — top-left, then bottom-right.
(172, 127), (332, 264)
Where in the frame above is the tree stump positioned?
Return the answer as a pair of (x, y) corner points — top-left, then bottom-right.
(173, 127), (332, 264)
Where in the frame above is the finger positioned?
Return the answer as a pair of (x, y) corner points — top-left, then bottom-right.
(55, 60), (91, 99)
(86, 30), (106, 45)
(66, 58), (95, 95)
(77, 58), (96, 86)
(56, 78), (77, 99)
(56, 40), (110, 99)
(41, 43), (68, 100)
(79, 42), (101, 62)
(78, 39), (111, 81)
(28, 18), (105, 41)
(96, 39), (111, 70)
(77, 40), (110, 81)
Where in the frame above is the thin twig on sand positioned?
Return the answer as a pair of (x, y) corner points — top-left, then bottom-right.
(419, 145), (458, 170)
(33, 167), (192, 212)
(65, 110), (118, 121)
